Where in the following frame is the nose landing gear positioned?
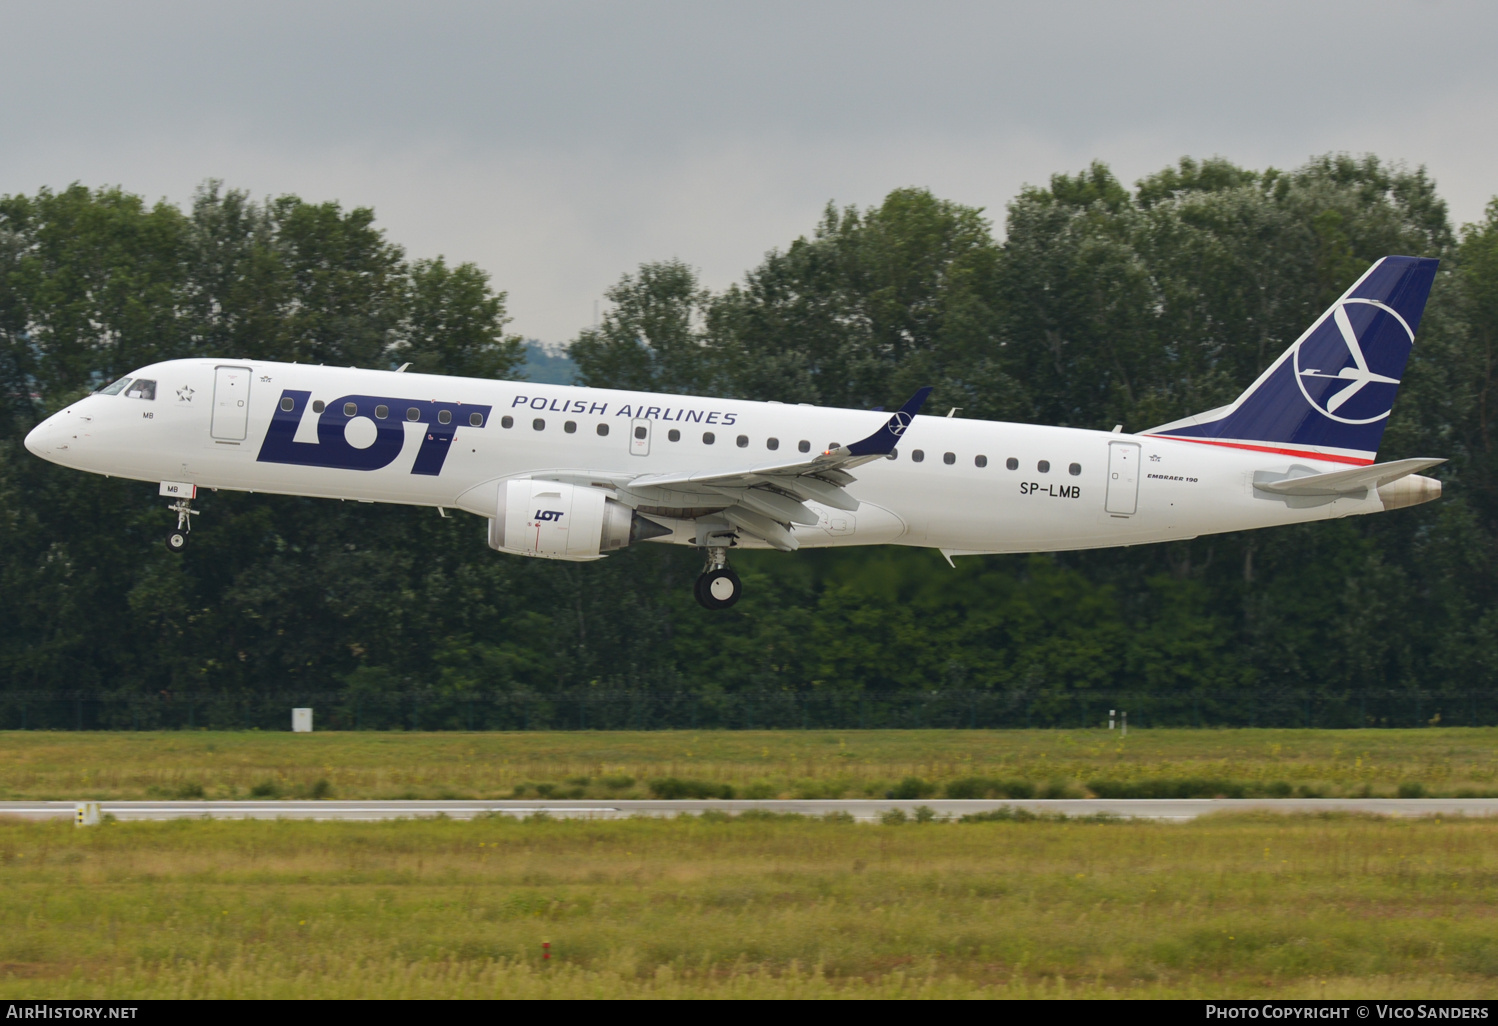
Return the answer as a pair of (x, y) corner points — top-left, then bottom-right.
(694, 546), (742, 610)
(165, 496), (198, 553)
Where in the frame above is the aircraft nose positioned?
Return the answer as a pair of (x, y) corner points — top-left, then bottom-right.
(24, 418), (50, 458)
(24, 411), (68, 461)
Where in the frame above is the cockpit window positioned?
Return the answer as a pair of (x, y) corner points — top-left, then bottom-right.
(97, 376), (133, 396)
(124, 379), (156, 400)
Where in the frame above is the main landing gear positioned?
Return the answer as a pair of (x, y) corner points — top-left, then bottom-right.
(165, 496), (198, 553)
(694, 546), (742, 610)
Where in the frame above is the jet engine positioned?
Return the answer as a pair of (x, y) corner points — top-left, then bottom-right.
(488, 478), (669, 560)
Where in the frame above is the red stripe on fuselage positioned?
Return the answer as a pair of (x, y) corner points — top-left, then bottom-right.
(1142, 435), (1374, 466)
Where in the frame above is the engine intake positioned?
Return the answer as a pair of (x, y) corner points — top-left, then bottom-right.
(488, 479), (669, 560)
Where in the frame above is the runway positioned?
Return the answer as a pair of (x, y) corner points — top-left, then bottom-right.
(3, 797), (1497, 822)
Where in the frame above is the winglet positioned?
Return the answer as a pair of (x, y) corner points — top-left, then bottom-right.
(830, 387), (933, 458)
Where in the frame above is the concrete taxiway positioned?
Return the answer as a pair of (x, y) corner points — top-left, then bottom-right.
(2, 798), (1496, 822)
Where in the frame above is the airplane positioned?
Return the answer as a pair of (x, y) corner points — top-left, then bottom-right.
(24, 255), (1443, 611)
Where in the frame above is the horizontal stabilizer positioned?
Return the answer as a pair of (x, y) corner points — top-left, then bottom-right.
(1254, 457), (1444, 496)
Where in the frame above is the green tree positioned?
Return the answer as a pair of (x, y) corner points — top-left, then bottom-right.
(569, 259), (712, 394)
(708, 188), (1016, 416)
(395, 257), (525, 380)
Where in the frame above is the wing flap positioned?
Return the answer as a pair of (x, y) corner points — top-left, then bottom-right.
(766, 474), (861, 511)
(715, 486), (820, 526)
(631, 457), (837, 491)
(722, 506), (800, 551)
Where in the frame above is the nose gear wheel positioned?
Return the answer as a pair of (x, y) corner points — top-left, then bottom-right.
(165, 497), (198, 553)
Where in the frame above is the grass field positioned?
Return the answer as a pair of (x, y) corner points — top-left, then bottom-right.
(0, 812), (1495, 998)
(1, 728), (1496, 801)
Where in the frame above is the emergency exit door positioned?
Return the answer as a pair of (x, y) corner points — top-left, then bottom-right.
(629, 418), (651, 456)
(1105, 441), (1140, 515)
(211, 365), (252, 440)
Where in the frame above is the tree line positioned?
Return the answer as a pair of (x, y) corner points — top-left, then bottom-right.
(2, 156), (1496, 720)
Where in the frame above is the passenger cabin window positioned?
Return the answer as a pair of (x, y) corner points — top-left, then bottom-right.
(975, 455), (988, 468)
(703, 432), (716, 444)
(280, 397), (295, 412)
(634, 425), (647, 440)
(668, 429), (680, 442)
(596, 423), (609, 436)
(533, 418), (545, 431)
(375, 405), (389, 419)
(501, 415), (514, 428)
(943, 452), (955, 465)
(406, 407), (418, 421)
(887, 449), (898, 460)
(470, 412), (484, 427)
(98, 376), (133, 396)
(1006, 457), (1018, 470)
(798, 440), (810, 453)
(344, 402), (358, 417)
(736, 435), (749, 448)
(911, 449), (925, 463)
(1037, 460), (1050, 473)
(1069, 462), (1082, 476)
(767, 437), (779, 450)
(564, 420), (577, 433)
(438, 410), (452, 425)
(124, 380), (156, 400)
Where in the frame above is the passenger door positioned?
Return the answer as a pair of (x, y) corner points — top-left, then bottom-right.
(211, 365), (253, 441)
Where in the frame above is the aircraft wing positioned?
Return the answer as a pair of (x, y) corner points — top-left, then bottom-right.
(624, 387), (932, 551)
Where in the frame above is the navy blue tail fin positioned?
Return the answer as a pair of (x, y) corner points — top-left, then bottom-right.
(1146, 256), (1439, 465)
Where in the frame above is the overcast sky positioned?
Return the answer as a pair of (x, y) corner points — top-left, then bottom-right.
(3, 1), (1495, 344)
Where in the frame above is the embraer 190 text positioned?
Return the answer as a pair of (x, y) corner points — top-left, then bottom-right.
(25, 256), (1445, 609)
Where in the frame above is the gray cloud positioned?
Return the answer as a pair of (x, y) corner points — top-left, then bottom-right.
(3, 0), (1495, 342)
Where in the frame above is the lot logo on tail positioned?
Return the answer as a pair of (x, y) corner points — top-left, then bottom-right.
(258, 390), (492, 476)
(1145, 255), (1438, 463)
(1293, 299), (1412, 425)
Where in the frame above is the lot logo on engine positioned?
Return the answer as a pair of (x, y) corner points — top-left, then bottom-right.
(258, 390), (493, 476)
(533, 510), (564, 522)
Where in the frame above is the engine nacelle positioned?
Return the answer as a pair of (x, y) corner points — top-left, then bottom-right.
(488, 479), (667, 560)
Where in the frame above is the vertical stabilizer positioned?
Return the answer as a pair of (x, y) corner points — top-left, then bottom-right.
(1146, 256), (1439, 465)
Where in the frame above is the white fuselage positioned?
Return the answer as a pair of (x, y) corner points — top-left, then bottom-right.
(24, 358), (1401, 554)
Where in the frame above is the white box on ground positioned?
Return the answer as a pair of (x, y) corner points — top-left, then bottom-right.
(75, 802), (100, 827)
(292, 708), (313, 733)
